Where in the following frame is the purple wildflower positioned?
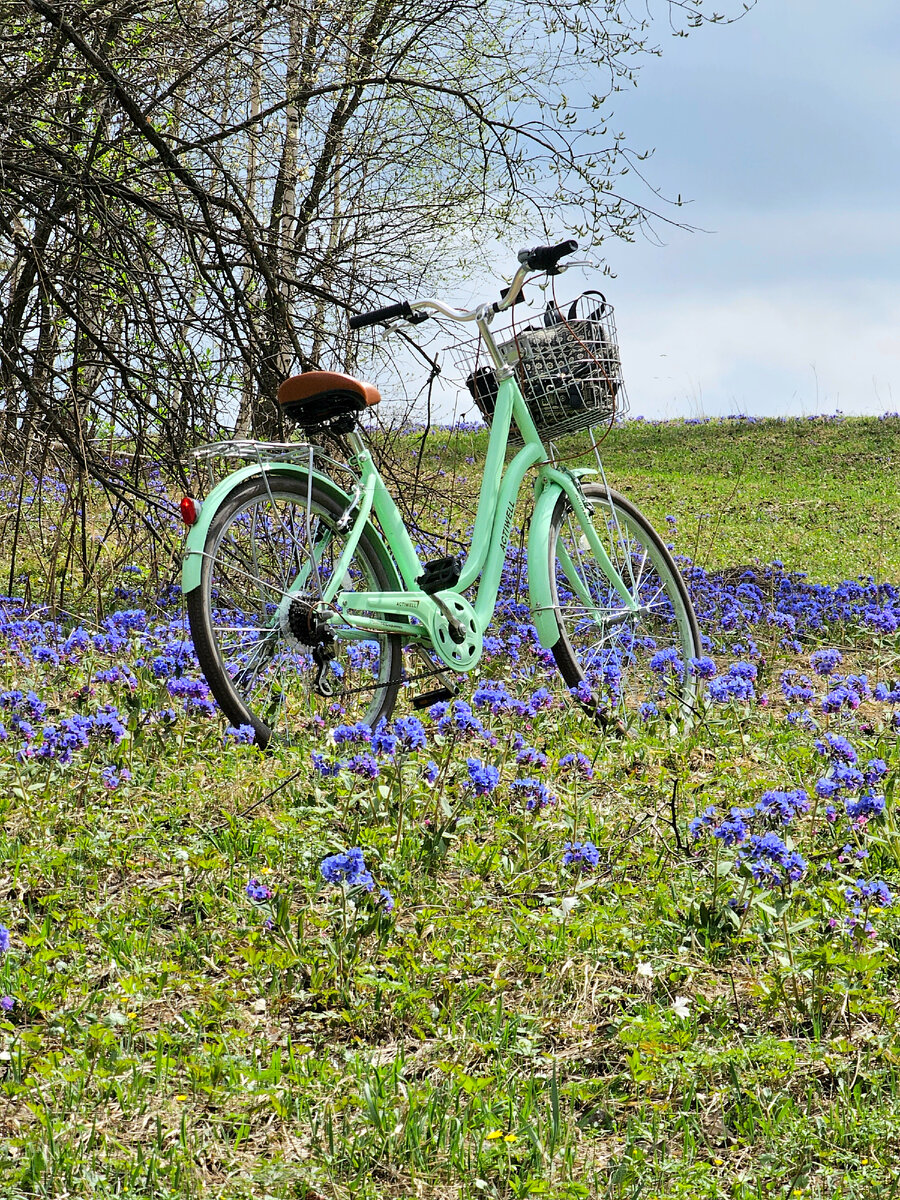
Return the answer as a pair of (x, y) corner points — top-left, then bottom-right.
(393, 715), (427, 751)
(562, 840), (600, 869)
(346, 753), (379, 779)
(465, 757), (500, 796)
(320, 847), (375, 892)
(511, 777), (555, 811)
(810, 648), (843, 676)
(225, 724), (256, 744)
(246, 878), (272, 902)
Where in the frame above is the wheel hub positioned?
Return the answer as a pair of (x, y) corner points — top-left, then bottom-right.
(284, 595), (333, 647)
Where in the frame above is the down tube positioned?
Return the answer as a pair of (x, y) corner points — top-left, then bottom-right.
(472, 441), (544, 631)
(457, 375), (518, 591)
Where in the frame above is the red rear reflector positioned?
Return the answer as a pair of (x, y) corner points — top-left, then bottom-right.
(180, 496), (202, 525)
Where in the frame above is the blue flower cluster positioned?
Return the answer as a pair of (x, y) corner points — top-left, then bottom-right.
(820, 674), (870, 714)
(845, 878), (892, 910)
(689, 656), (717, 679)
(393, 716), (427, 751)
(471, 680), (556, 720)
(100, 764), (131, 790)
(225, 724), (256, 745)
(319, 847), (394, 913)
(320, 847), (374, 890)
(429, 699), (497, 744)
(510, 777), (555, 812)
(22, 704), (127, 766)
(756, 789), (810, 827)
(813, 734), (886, 823)
(465, 757), (500, 796)
(840, 878), (893, 938)
(562, 840), (600, 869)
(332, 722), (373, 746)
(815, 733), (857, 763)
(810, 647), (843, 675)
(685, 562), (900, 645)
(557, 752), (594, 780)
(649, 647), (685, 678)
(312, 715), (429, 778)
(740, 832), (807, 888)
(707, 661), (757, 704)
(690, 789), (811, 887)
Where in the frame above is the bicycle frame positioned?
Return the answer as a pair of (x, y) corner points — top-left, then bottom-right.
(182, 285), (640, 673)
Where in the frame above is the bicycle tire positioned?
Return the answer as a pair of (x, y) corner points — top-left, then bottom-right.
(547, 483), (701, 723)
(187, 475), (402, 746)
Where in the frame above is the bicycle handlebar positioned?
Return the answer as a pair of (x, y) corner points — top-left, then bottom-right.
(348, 301), (414, 330)
(347, 237), (579, 328)
(516, 239), (578, 274)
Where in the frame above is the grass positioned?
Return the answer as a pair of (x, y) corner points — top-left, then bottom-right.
(0, 415), (899, 1199)
(590, 415), (900, 582)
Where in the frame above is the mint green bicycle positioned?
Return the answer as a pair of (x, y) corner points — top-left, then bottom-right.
(181, 240), (701, 746)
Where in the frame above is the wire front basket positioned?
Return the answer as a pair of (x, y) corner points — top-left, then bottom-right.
(451, 292), (628, 442)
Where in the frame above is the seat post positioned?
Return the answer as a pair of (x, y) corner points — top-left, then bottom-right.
(346, 426), (368, 458)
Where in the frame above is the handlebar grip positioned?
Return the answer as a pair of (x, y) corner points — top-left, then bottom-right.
(517, 238), (578, 274)
(349, 300), (413, 330)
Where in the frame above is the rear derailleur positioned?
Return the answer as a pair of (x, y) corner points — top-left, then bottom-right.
(287, 596), (336, 697)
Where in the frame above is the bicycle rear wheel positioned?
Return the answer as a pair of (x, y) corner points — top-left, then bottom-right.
(187, 475), (402, 746)
(547, 483), (701, 723)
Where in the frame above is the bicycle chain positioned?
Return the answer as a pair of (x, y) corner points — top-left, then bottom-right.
(328, 663), (452, 699)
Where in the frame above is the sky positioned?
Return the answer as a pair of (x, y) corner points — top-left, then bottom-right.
(416, 0), (900, 424)
(595, 0), (900, 420)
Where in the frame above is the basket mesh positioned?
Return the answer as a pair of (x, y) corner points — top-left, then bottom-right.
(451, 297), (628, 441)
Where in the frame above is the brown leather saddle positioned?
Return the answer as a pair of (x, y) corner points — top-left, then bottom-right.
(277, 371), (381, 429)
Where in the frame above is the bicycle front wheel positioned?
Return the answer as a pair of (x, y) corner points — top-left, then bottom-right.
(547, 483), (701, 723)
(187, 475), (402, 746)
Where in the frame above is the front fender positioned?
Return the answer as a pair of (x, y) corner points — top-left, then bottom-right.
(528, 477), (566, 649)
(528, 467), (606, 649)
(181, 462), (403, 596)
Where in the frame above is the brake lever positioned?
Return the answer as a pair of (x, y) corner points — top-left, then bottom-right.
(555, 257), (599, 272)
(377, 311), (431, 343)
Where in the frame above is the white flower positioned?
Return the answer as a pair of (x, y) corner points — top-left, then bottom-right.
(672, 995), (691, 1020)
(635, 961), (654, 980)
(550, 895), (579, 920)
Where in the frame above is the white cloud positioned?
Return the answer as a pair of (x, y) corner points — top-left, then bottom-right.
(615, 280), (900, 419)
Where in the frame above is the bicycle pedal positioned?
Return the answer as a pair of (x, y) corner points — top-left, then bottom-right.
(412, 686), (455, 710)
(417, 555), (462, 595)
(595, 708), (628, 738)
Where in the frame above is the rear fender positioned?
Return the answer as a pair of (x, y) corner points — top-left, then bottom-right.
(180, 462), (403, 596)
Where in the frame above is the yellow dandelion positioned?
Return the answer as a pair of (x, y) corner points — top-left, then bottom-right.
(503, 1133), (518, 1143)
(485, 1129), (503, 1140)
(175, 1094), (188, 1102)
